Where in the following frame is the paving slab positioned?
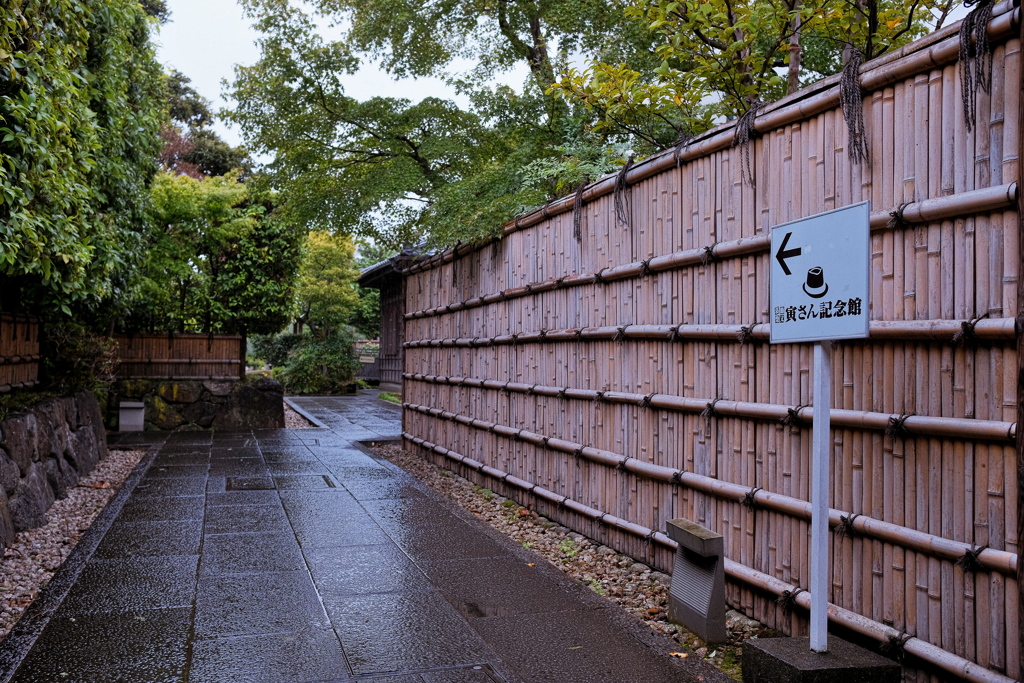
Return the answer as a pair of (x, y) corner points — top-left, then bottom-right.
(0, 392), (724, 683)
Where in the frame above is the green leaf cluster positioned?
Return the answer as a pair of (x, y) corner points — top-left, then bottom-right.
(124, 171), (303, 335)
(0, 0), (164, 313)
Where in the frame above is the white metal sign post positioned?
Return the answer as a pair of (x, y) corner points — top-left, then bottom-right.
(769, 202), (870, 653)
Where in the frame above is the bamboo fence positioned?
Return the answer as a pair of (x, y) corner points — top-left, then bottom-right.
(400, 6), (1024, 682)
(0, 314), (39, 392)
(112, 333), (245, 381)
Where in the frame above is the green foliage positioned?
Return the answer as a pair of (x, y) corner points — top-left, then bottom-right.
(0, 0), (164, 313)
(350, 286), (380, 339)
(41, 323), (119, 395)
(277, 329), (362, 394)
(125, 171), (303, 334)
(252, 332), (303, 367)
(162, 70), (250, 178)
(296, 232), (361, 339)
(378, 391), (402, 404)
(227, 0), (657, 248)
(553, 0), (954, 137)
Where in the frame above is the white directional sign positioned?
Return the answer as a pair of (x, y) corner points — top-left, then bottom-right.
(769, 202), (870, 343)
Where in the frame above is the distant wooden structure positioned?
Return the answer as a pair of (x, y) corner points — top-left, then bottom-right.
(400, 7), (1024, 682)
(0, 314), (40, 392)
(359, 249), (418, 393)
(112, 333), (245, 380)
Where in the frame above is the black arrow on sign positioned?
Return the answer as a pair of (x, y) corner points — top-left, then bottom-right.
(775, 232), (802, 276)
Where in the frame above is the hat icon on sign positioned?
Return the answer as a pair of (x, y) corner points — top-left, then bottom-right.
(803, 267), (829, 298)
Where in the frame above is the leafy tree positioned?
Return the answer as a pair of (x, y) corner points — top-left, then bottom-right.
(161, 70), (251, 178)
(552, 0), (956, 145)
(226, 0), (653, 248)
(0, 0), (165, 314)
(295, 232), (361, 340)
(124, 171), (302, 335)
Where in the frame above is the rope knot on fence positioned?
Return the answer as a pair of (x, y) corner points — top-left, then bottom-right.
(781, 405), (808, 428)
(540, 436), (551, 448)
(701, 398), (723, 431)
(639, 393), (655, 409)
(736, 325), (758, 345)
(509, 334), (520, 346)
(951, 313), (988, 348)
(612, 325), (628, 342)
(669, 325), (683, 342)
(558, 386), (570, 400)
(836, 513), (862, 539)
(741, 486), (763, 509)
(573, 446), (585, 459)
(956, 544), (989, 572)
(537, 329), (547, 340)
(775, 587), (804, 615)
(880, 632), (913, 661)
(700, 244), (719, 266)
(639, 258), (654, 276)
(885, 413), (913, 438)
(593, 268), (609, 284)
(594, 390), (607, 403)
(959, 0), (996, 132)
(886, 201), (912, 230)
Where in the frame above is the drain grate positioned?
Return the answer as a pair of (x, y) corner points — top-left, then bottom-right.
(225, 476), (276, 491)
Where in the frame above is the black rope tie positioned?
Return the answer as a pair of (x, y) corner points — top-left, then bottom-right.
(701, 398), (722, 432)
(736, 325), (758, 345)
(671, 469), (685, 486)
(614, 155), (636, 227)
(669, 325), (683, 342)
(538, 329), (547, 341)
(573, 328), (584, 341)
(639, 258), (654, 277)
(732, 99), (763, 187)
(558, 386), (570, 400)
(639, 393), (655, 409)
(501, 381), (512, 394)
(643, 529), (658, 546)
(612, 325), (628, 343)
(594, 268), (609, 285)
(959, 0), (995, 132)
(616, 458), (628, 472)
(741, 486), (763, 509)
(700, 244), (718, 267)
(526, 385), (537, 396)
(886, 201), (912, 230)
(781, 404), (808, 429)
(573, 446), (585, 459)
(594, 391), (607, 403)
(509, 333), (520, 346)
(775, 587), (804, 615)
(513, 429), (524, 441)
(554, 277), (566, 289)
(840, 46), (867, 164)
(880, 632), (913, 660)
(956, 544), (989, 572)
(470, 337), (480, 348)
(836, 513), (862, 539)
(540, 436), (551, 448)
(951, 312), (989, 348)
(596, 512), (608, 525)
(674, 133), (693, 169)
(573, 181), (587, 244)
(885, 413), (913, 438)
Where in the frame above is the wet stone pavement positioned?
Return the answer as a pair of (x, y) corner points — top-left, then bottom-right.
(0, 393), (718, 683)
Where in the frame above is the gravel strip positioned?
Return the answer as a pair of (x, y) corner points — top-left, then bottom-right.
(374, 443), (776, 680)
(0, 448), (146, 640)
(284, 402), (315, 428)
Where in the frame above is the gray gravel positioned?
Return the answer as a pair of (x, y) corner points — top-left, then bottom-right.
(284, 402), (315, 428)
(0, 448), (146, 641)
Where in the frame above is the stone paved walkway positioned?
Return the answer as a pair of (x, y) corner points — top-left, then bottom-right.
(0, 393), (723, 683)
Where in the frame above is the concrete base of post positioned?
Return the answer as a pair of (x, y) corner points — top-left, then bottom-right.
(742, 636), (900, 683)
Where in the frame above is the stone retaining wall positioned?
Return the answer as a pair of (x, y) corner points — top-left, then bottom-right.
(0, 391), (107, 551)
(108, 374), (284, 431)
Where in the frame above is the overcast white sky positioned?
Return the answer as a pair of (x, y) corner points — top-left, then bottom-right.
(155, 0), (529, 150)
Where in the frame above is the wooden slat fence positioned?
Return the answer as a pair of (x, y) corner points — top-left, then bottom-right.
(0, 314), (40, 392)
(400, 8), (1023, 683)
(113, 333), (245, 381)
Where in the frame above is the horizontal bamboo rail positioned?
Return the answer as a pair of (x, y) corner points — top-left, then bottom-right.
(403, 4), (1020, 276)
(403, 403), (1018, 575)
(406, 183), (1020, 318)
(404, 373), (1017, 443)
(404, 432), (1015, 683)
(405, 318), (1017, 347)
